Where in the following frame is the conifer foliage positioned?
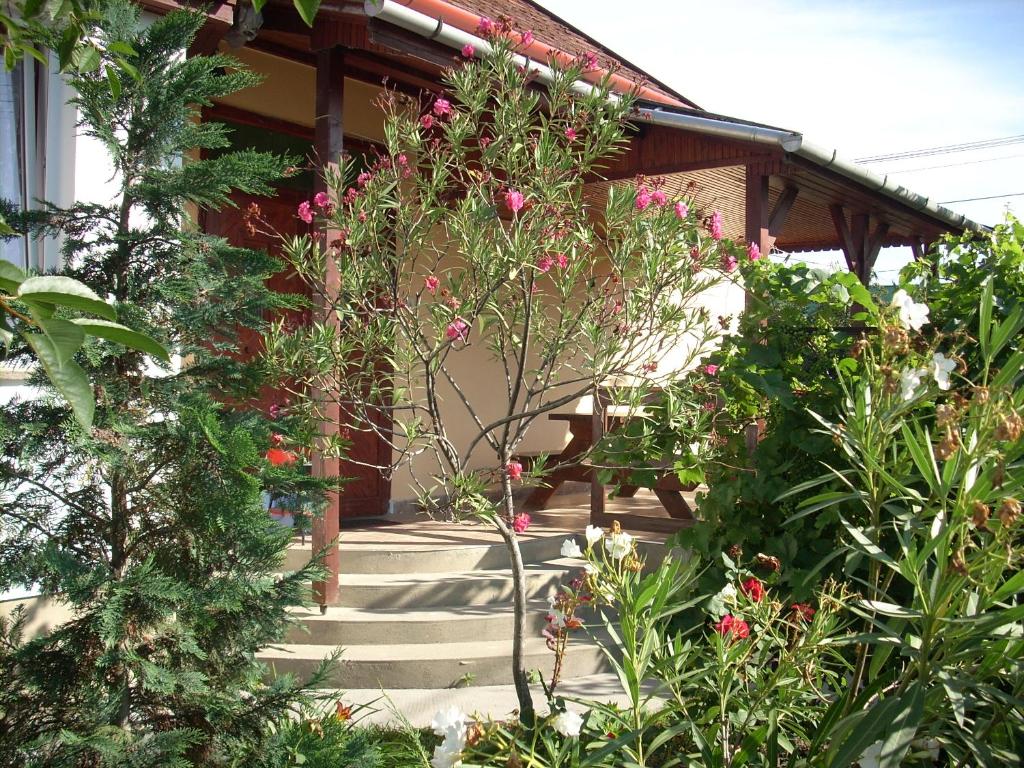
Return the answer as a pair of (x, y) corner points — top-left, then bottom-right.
(0, 4), (331, 765)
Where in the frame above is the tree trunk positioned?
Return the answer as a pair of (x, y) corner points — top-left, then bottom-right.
(495, 478), (535, 724)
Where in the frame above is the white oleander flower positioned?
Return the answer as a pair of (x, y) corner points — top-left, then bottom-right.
(900, 367), (927, 401)
(561, 538), (583, 558)
(717, 583), (738, 602)
(585, 525), (604, 546)
(891, 289), (930, 331)
(931, 352), (956, 390)
(431, 706), (467, 738)
(605, 530), (634, 560)
(430, 735), (464, 768)
(552, 708), (584, 737)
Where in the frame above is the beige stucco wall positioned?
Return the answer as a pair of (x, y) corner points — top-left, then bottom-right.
(0, 595), (73, 640)
(217, 46), (386, 144)
(215, 47), (746, 504)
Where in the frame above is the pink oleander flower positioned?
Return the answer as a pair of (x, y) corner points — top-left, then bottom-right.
(651, 189), (667, 207)
(721, 253), (738, 273)
(704, 364), (719, 376)
(635, 187), (652, 211)
(357, 210), (367, 223)
(580, 51), (599, 71)
(268, 403), (281, 420)
(714, 613), (750, 640)
(357, 171), (372, 188)
(343, 187), (359, 205)
(446, 318), (469, 342)
(504, 188), (525, 214)
(537, 254), (554, 273)
(424, 275), (440, 294)
(555, 252), (568, 269)
(507, 460), (523, 481)
(419, 113), (434, 130)
(512, 512), (531, 533)
(564, 127), (577, 141)
(297, 201), (313, 224)
(747, 241), (762, 261)
(520, 29), (534, 47)
(397, 153), (408, 167)
(641, 360), (657, 373)
(703, 399), (717, 412)
(675, 201), (689, 219)
(433, 97), (451, 117)
(461, 43), (475, 58)
(313, 191), (330, 208)
(709, 210), (724, 240)
(476, 16), (494, 36)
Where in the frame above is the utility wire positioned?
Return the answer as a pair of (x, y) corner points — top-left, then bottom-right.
(856, 134), (1024, 164)
(884, 152), (1024, 174)
(939, 192), (1024, 204)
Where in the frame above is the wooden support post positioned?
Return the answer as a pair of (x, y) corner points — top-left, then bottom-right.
(311, 45), (345, 610)
(830, 203), (890, 287)
(767, 184), (799, 246)
(744, 167), (771, 257)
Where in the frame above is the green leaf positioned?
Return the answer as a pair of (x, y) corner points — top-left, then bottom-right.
(70, 319), (170, 362)
(876, 684), (924, 768)
(36, 317), (86, 366)
(22, 331), (94, 429)
(74, 43), (101, 73)
(106, 66), (121, 100)
(17, 276), (116, 320)
(292, 0), (320, 26)
(0, 260), (26, 292)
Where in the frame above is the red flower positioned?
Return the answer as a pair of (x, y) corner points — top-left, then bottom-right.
(266, 447), (298, 466)
(741, 577), (765, 602)
(506, 460), (523, 481)
(791, 603), (816, 622)
(713, 613), (750, 640)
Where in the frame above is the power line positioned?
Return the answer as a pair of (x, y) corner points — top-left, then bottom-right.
(885, 152), (1024, 174)
(939, 192), (1024, 204)
(856, 134), (1024, 164)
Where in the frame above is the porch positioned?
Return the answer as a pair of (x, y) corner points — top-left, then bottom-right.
(263, 486), (675, 726)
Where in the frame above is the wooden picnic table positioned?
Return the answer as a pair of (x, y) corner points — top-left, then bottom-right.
(522, 412), (696, 522)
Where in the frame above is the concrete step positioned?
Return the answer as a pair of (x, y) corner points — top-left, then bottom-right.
(283, 532), (572, 573)
(330, 674), (666, 728)
(259, 634), (613, 689)
(284, 599), (554, 645)
(334, 559), (583, 609)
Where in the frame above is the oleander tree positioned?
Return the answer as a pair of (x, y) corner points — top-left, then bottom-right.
(0, 4), (332, 765)
(265, 20), (741, 720)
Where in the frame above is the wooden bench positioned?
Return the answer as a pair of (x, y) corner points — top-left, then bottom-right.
(521, 387), (700, 532)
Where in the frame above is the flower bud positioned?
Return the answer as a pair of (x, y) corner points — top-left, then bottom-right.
(998, 498), (1021, 527)
(971, 501), (990, 529)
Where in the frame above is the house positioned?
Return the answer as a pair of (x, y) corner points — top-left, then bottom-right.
(2, 0), (983, 608)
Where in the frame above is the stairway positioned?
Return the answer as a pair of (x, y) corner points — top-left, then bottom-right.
(258, 527), (612, 692)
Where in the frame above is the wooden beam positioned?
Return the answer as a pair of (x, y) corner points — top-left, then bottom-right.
(768, 184), (799, 237)
(850, 212), (869, 283)
(829, 203), (857, 272)
(865, 220), (891, 277)
(310, 45), (345, 610)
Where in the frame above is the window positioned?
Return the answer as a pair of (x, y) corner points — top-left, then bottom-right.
(0, 55), (77, 274)
(0, 63), (27, 269)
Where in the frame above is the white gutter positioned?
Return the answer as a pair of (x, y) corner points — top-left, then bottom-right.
(364, 0), (983, 234)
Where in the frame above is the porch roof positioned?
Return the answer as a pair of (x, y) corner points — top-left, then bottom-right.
(148, 0), (987, 268)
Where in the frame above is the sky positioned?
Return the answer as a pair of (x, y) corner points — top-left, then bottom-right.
(538, 0), (1024, 276)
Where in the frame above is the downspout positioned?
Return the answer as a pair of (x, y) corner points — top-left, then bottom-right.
(363, 0), (983, 235)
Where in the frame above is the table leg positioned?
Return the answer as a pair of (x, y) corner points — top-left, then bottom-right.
(523, 431), (590, 510)
(654, 489), (694, 520)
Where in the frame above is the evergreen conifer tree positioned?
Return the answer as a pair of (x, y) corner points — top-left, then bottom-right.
(0, 4), (332, 765)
